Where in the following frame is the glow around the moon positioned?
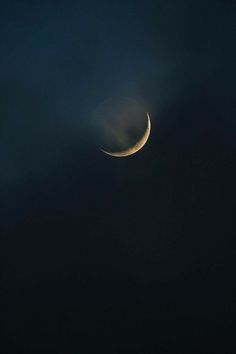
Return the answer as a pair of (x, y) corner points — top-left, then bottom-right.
(101, 113), (151, 157)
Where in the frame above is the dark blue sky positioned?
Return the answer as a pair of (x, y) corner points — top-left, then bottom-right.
(0, 0), (235, 193)
(1, 1), (235, 353)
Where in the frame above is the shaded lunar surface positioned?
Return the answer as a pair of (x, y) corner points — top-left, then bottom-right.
(101, 113), (151, 157)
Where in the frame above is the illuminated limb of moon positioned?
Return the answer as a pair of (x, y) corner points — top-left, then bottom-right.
(101, 113), (151, 157)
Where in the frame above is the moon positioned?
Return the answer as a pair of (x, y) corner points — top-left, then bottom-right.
(101, 112), (151, 157)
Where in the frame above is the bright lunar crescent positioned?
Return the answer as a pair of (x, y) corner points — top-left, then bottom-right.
(101, 113), (151, 157)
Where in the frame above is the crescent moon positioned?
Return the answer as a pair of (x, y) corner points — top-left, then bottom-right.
(101, 113), (151, 157)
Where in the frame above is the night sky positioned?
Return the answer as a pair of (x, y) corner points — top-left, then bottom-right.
(1, 1), (235, 353)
